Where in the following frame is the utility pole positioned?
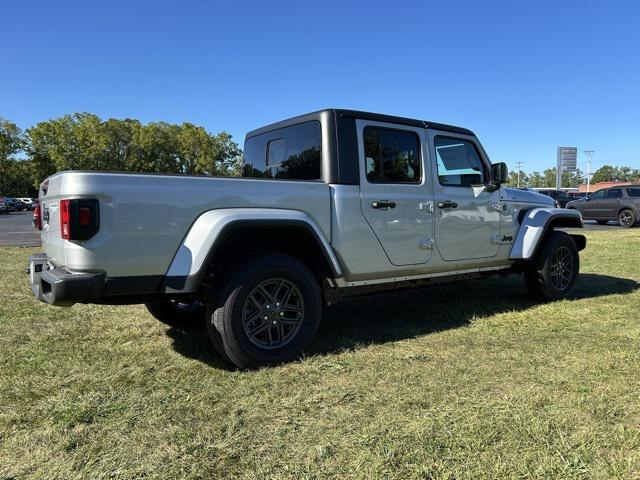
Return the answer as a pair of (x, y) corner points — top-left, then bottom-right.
(514, 161), (525, 188)
(584, 150), (594, 193)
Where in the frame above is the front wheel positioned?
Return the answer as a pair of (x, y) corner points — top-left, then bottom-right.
(618, 209), (636, 228)
(525, 231), (580, 301)
(207, 254), (322, 369)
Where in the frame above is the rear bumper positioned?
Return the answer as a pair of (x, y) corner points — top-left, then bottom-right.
(29, 253), (105, 307)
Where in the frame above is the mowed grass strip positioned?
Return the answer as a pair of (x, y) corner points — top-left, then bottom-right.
(1, 229), (639, 479)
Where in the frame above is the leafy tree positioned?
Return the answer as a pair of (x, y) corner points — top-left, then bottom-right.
(506, 169), (529, 187)
(591, 165), (618, 183)
(100, 118), (142, 171)
(202, 131), (242, 176)
(0, 119), (35, 195)
(23, 114), (243, 187)
(591, 165), (640, 183)
(0, 118), (23, 160)
(527, 171), (544, 187)
(523, 167), (583, 188)
(131, 121), (180, 173)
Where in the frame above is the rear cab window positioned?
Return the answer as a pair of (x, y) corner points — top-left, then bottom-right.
(243, 121), (321, 180)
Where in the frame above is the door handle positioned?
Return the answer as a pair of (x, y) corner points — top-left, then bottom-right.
(371, 200), (396, 209)
(437, 200), (458, 209)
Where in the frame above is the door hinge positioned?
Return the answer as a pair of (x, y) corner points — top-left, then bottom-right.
(491, 202), (508, 212)
(419, 238), (434, 250)
(419, 201), (434, 213)
(491, 234), (514, 245)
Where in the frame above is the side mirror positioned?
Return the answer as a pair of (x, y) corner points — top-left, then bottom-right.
(490, 162), (508, 185)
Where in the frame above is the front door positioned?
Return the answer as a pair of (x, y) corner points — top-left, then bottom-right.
(357, 120), (433, 266)
(582, 189), (606, 218)
(427, 131), (501, 262)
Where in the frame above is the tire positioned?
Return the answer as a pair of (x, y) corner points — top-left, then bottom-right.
(206, 253), (322, 369)
(145, 299), (205, 328)
(596, 220), (609, 225)
(618, 209), (636, 228)
(524, 231), (580, 301)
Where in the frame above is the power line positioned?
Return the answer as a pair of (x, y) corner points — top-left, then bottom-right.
(584, 150), (595, 193)
(514, 161), (525, 187)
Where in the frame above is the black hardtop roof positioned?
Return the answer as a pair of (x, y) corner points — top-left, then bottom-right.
(245, 108), (475, 139)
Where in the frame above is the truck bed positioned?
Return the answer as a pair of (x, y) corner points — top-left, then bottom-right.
(39, 172), (331, 278)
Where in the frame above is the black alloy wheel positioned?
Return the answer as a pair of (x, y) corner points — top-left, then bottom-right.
(241, 278), (305, 350)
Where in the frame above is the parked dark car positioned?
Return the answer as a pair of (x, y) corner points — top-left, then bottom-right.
(8, 197), (26, 212)
(566, 186), (640, 227)
(537, 189), (573, 208)
(3, 197), (18, 212)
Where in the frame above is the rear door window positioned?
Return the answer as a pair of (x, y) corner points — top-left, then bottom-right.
(363, 126), (421, 183)
(606, 189), (622, 198)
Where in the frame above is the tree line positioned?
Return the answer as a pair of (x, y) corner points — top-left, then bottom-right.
(0, 113), (242, 197)
(507, 165), (640, 189)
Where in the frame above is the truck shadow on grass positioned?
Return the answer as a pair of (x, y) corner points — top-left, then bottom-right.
(164, 273), (638, 369)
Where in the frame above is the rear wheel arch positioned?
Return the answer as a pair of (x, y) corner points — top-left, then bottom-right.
(162, 215), (342, 296)
(210, 221), (341, 282)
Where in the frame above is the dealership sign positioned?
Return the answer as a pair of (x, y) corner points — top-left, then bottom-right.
(557, 147), (577, 172)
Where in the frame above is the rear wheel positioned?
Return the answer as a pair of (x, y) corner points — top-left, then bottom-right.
(525, 231), (579, 301)
(206, 254), (321, 369)
(145, 299), (205, 327)
(618, 209), (636, 228)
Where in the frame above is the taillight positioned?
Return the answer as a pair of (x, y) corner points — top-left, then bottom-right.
(60, 199), (71, 239)
(33, 201), (42, 230)
(59, 198), (100, 240)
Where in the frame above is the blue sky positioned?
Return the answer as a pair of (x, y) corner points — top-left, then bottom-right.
(2, 0), (639, 173)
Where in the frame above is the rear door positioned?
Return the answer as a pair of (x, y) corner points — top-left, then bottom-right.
(603, 188), (623, 218)
(427, 130), (501, 262)
(357, 119), (433, 266)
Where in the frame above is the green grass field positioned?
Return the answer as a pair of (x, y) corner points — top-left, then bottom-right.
(1, 230), (639, 479)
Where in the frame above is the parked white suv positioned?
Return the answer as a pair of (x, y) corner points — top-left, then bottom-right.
(17, 198), (36, 211)
(29, 109), (586, 368)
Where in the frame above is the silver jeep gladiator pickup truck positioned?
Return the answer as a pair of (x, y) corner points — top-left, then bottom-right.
(29, 109), (586, 368)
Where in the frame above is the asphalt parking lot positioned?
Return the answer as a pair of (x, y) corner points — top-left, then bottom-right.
(0, 209), (626, 248)
(0, 211), (41, 247)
